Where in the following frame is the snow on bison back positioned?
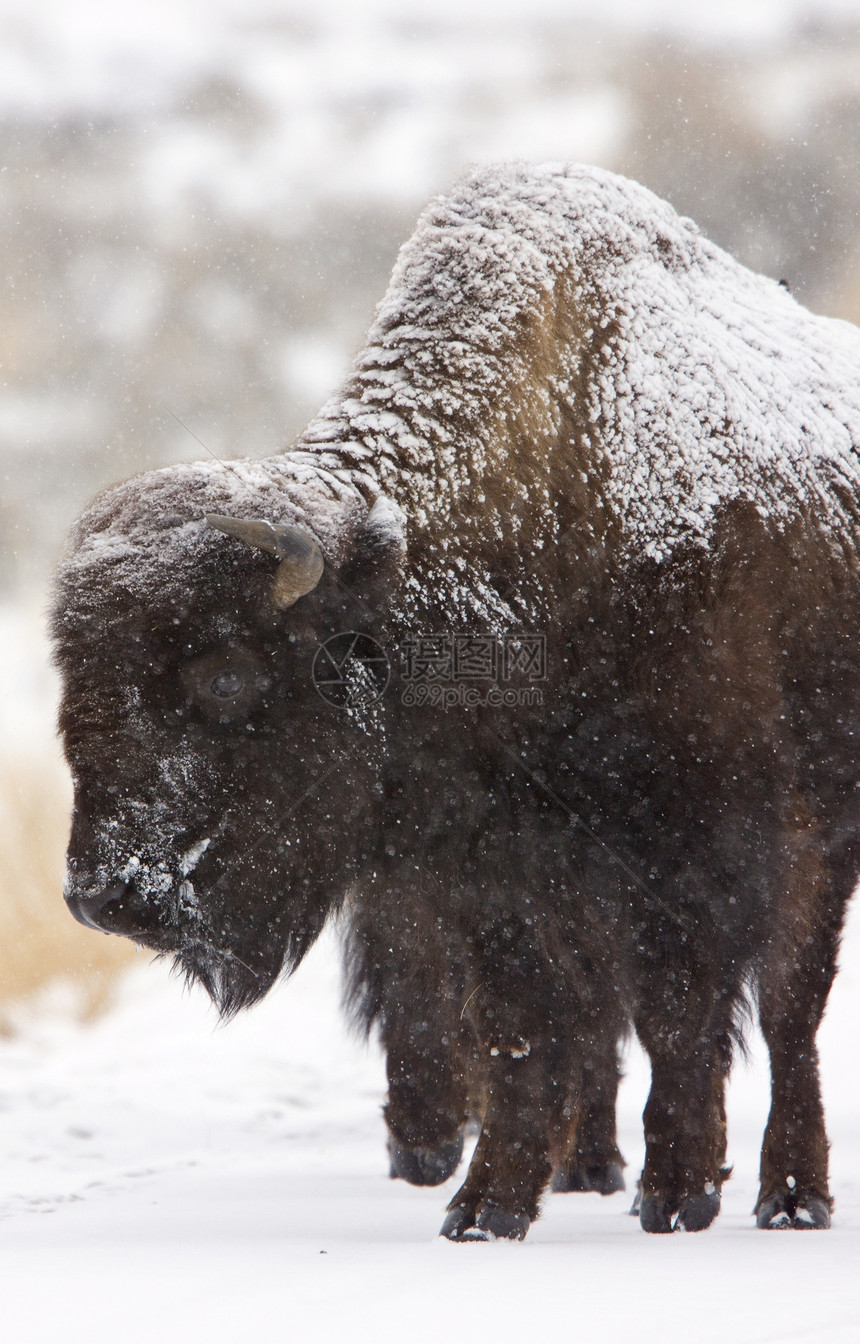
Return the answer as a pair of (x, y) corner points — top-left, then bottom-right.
(52, 163), (860, 1239)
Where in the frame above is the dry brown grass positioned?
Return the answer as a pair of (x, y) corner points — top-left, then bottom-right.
(0, 748), (142, 1028)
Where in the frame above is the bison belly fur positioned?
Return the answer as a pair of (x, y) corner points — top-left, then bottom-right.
(52, 163), (860, 1239)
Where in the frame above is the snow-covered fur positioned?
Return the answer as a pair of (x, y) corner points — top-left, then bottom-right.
(53, 163), (860, 1238)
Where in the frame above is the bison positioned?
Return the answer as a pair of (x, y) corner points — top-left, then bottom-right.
(52, 162), (860, 1239)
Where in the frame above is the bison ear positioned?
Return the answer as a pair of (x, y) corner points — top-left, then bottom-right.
(206, 514), (325, 609)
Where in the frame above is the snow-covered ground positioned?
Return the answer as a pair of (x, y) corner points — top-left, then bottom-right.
(1, 909), (858, 1343)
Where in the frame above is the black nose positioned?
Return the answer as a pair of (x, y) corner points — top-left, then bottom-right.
(65, 882), (135, 934)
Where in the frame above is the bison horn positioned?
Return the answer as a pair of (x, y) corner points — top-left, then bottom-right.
(206, 514), (325, 609)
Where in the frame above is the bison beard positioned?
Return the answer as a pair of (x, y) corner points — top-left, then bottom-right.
(52, 163), (860, 1239)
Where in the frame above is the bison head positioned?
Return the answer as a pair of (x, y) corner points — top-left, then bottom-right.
(51, 459), (403, 1016)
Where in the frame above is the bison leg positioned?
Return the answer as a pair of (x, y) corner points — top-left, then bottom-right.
(345, 908), (476, 1187)
(635, 1024), (732, 1234)
(551, 1047), (626, 1195)
(441, 1053), (552, 1241)
(440, 1040), (568, 1241)
(384, 1025), (474, 1188)
(755, 871), (844, 1230)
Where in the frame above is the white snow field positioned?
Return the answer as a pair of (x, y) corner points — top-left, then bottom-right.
(0, 907), (858, 1344)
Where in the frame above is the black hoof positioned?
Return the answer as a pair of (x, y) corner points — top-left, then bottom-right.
(440, 1205), (477, 1240)
(794, 1198), (831, 1229)
(589, 1161), (625, 1195)
(756, 1191), (831, 1230)
(475, 1206), (530, 1241)
(676, 1190), (720, 1232)
(552, 1160), (625, 1195)
(640, 1187), (720, 1233)
(756, 1195), (790, 1229)
(388, 1133), (464, 1186)
(639, 1194), (675, 1234)
(440, 1203), (530, 1241)
(628, 1184), (642, 1217)
(552, 1165), (592, 1193)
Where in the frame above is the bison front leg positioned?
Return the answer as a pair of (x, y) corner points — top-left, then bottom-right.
(440, 1039), (564, 1241)
(384, 1022), (475, 1188)
(635, 1021), (732, 1234)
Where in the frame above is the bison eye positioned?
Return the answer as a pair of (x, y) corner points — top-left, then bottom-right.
(210, 671), (245, 698)
(181, 647), (268, 723)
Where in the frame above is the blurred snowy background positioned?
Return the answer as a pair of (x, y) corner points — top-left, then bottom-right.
(2, 6), (860, 1336)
